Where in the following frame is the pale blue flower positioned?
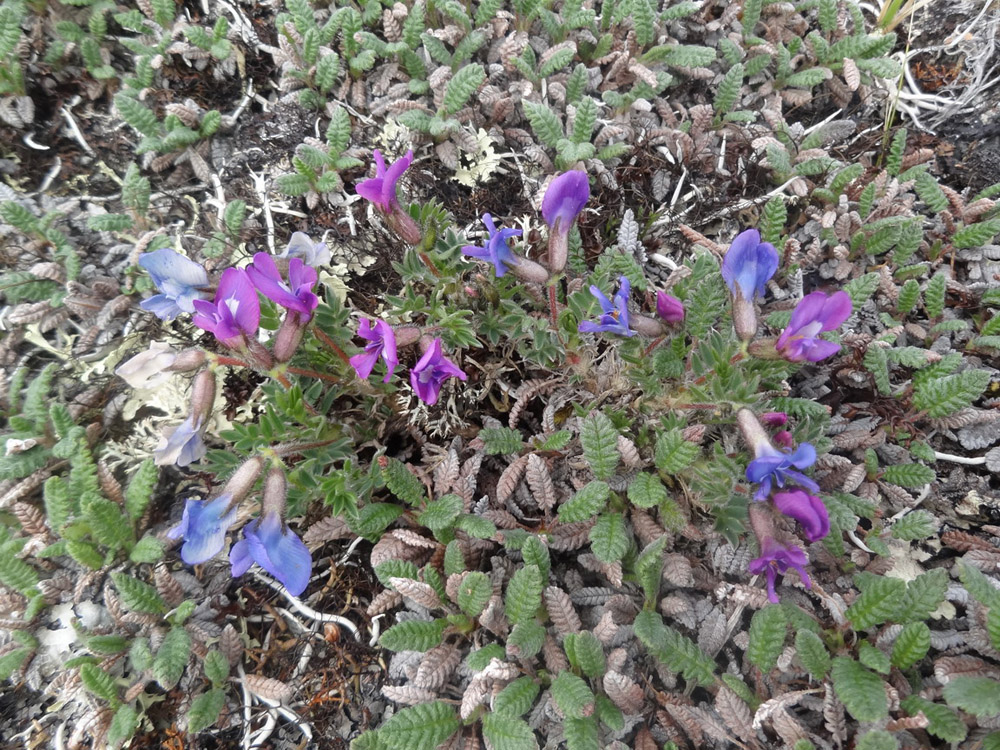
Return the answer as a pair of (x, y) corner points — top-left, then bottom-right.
(230, 511), (312, 596)
(138, 248), (209, 320)
(167, 494), (237, 565)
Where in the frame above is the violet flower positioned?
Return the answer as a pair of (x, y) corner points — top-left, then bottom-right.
(542, 171), (589, 273)
(230, 511), (312, 596)
(154, 415), (206, 467)
(191, 268), (261, 349)
(350, 319), (399, 382)
(137, 248), (209, 320)
(748, 538), (812, 603)
(167, 494), (237, 565)
(410, 338), (467, 406)
(579, 276), (635, 337)
(746, 442), (820, 500)
(776, 291), (852, 363)
(655, 291), (685, 324)
(246, 253), (319, 319)
(356, 149), (413, 213)
(773, 489), (830, 542)
(721, 229), (779, 301)
(280, 232), (330, 267)
(461, 213), (522, 278)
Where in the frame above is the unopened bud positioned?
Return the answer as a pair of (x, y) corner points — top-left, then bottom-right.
(510, 257), (551, 284)
(273, 314), (306, 362)
(222, 455), (266, 504)
(169, 348), (207, 373)
(760, 412), (788, 427)
(189, 369), (216, 424)
(736, 408), (771, 456)
(394, 325), (422, 348)
(389, 209), (423, 245)
(773, 430), (794, 449)
(261, 466), (288, 517)
(629, 314), (667, 337)
(732, 296), (759, 342)
(547, 230), (569, 274)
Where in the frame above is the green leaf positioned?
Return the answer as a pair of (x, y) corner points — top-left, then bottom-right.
(900, 696), (966, 743)
(187, 688), (226, 732)
(898, 568), (948, 622)
(442, 63), (485, 115)
(153, 627), (191, 690)
(960, 561), (1000, 608)
(635, 536), (668, 605)
(831, 657), (888, 722)
(952, 218), (1000, 249)
(129, 638), (153, 672)
(570, 97), (597, 143)
(589, 513), (629, 562)
(857, 642), (890, 674)
(381, 458), (426, 506)
(353, 503), (405, 541)
(795, 629), (830, 679)
(455, 514), (497, 539)
(523, 101), (564, 148)
(494, 677), (540, 717)
(479, 427), (524, 455)
(760, 195), (787, 246)
(844, 272), (880, 309)
(203, 650), (230, 687)
(627, 472), (667, 509)
(521, 535), (550, 581)
(550, 672), (595, 719)
(580, 411), (619, 480)
(375, 560), (419, 587)
(87, 635), (129, 654)
(111, 572), (165, 614)
(558, 480), (610, 523)
(44, 476), (74, 532)
(714, 62), (744, 116)
(942, 676), (1000, 717)
(912, 368), (991, 417)
(505, 564), (543, 625)
(130, 535), (164, 564)
(418, 494), (463, 534)
(654, 429), (699, 473)
(507, 620), (545, 659)
(115, 93), (160, 137)
(891, 622), (930, 668)
(107, 705), (139, 748)
(856, 730), (897, 750)
(633, 610), (715, 686)
(923, 271), (946, 318)
(881, 462), (935, 488)
(0, 542), (38, 595)
(847, 575), (905, 630)
(563, 716), (600, 750)
(80, 663), (119, 704)
(466, 644), (505, 671)
(481, 712), (538, 750)
(378, 701), (459, 749)
(747, 605), (786, 671)
(563, 632), (605, 678)
(379, 620), (446, 652)
(889, 510), (937, 541)
(82, 496), (131, 551)
(314, 51), (340, 93)
(456, 572), (492, 617)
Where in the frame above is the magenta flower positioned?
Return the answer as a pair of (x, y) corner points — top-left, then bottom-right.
(246, 253), (319, 319)
(154, 415), (207, 467)
(655, 291), (685, 324)
(579, 276), (635, 337)
(773, 489), (830, 542)
(138, 248), (209, 320)
(542, 171), (590, 235)
(721, 229), (779, 301)
(746, 442), (819, 500)
(356, 149), (414, 214)
(192, 268), (260, 348)
(167, 494), (237, 565)
(776, 291), (852, 363)
(230, 511), (312, 596)
(760, 412), (788, 427)
(350, 319), (399, 382)
(410, 338), (467, 405)
(749, 538), (812, 603)
(461, 213), (522, 278)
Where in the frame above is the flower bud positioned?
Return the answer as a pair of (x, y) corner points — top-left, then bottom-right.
(389, 209), (423, 245)
(732, 295), (759, 342)
(393, 325), (422, 348)
(273, 314), (306, 363)
(221, 455), (266, 505)
(629, 314), (667, 337)
(261, 466), (288, 517)
(510, 257), (552, 284)
(655, 291), (685, 324)
(760, 412), (788, 427)
(169, 348), (208, 373)
(189, 369), (216, 424)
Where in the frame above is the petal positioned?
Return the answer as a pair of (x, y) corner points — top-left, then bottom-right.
(803, 339), (842, 361)
(542, 171), (589, 231)
(787, 443), (817, 469)
(229, 538), (253, 577)
(349, 348), (381, 379)
(818, 291), (853, 331)
(356, 177), (386, 206)
(721, 229), (760, 292)
(578, 321), (605, 333)
(461, 244), (491, 261)
(411, 369), (440, 405)
(218, 268), (261, 336)
(588, 285), (615, 314)
(372, 150), (387, 176)
(783, 292), (829, 339)
(140, 295), (183, 321)
(382, 149), (414, 203)
(265, 527), (312, 595)
(138, 249), (208, 289)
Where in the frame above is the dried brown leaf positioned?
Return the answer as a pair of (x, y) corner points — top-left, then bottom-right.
(604, 671), (645, 714)
(391, 578), (443, 610)
(244, 674), (294, 703)
(525, 454), (557, 511)
(383, 684), (437, 705)
(414, 643), (462, 690)
(497, 455), (529, 503)
(219, 623), (243, 667)
(544, 586), (581, 635)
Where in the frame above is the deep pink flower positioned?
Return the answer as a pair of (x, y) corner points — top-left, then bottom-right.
(356, 149), (414, 213)
(350, 319), (398, 382)
(760, 412), (788, 427)
(246, 252), (319, 319)
(776, 291), (852, 362)
(191, 268), (260, 348)
(773, 489), (830, 542)
(749, 538), (811, 603)
(410, 338), (467, 405)
(655, 291), (685, 324)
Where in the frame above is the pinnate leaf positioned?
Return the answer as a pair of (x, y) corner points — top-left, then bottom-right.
(378, 701), (460, 749)
(506, 564), (543, 625)
(831, 657), (888, 722)
(550, 671), (595, 719)
(580, 411), (619, 480)
(747, 604), (786, 671)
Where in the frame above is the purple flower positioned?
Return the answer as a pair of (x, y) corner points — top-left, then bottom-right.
(356, 149), (414, 213)
(579, 276), (635, 337)
(281, 232), (330, 267)
(655, 291), (685, 324)
(192, 268), (261, 348)
(230, 511), (312, 596)
(167, 494), (237, 565)
(749, 538), (812, 603)
(721, 229), (779, 301)
(350, 319), (398, 382)
(776, 291), (852, 363)
(154, 415), (207, 467)
(461, 213), (522, 278)
(138, 248), (209, 320)
(746, 442), (819, 500)
(410, 338), (467, 406)
(246, 253), (319, 319)
(542, 171), (589, 235)
(773, 489), (830, 542)
(760, 412), (788, 427)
